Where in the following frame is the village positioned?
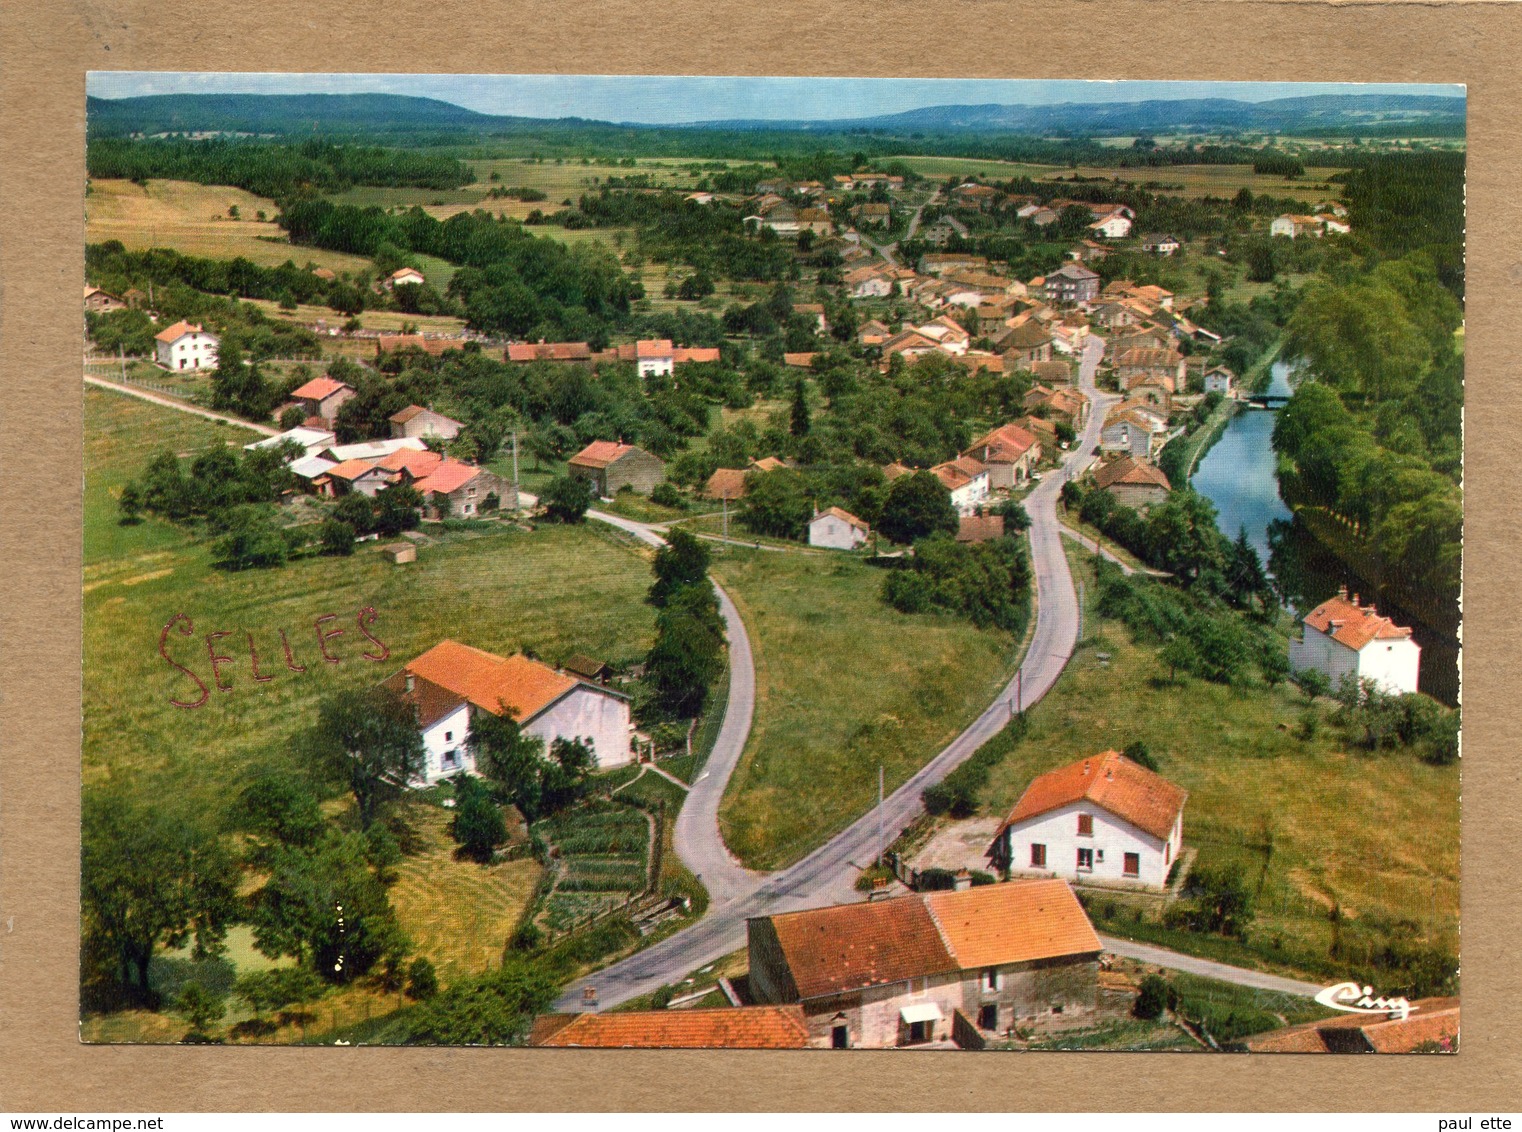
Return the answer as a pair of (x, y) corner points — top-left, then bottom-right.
(80, 85), (1462, 1053)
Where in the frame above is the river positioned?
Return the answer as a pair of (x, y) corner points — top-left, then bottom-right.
(1190, 361), (1460, 706)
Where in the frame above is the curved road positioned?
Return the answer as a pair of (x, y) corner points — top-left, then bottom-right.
(560, 338), (1115, 1011)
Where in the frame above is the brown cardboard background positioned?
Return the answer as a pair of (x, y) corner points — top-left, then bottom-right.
(1, 0), (1516, 1111)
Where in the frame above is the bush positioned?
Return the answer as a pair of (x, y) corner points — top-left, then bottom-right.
(1122, 741), (1158, 771)
(405, 957), (439, 1001)
(650, 984), (674, 1009)
(319, 518), (356, 557)
(969, 870), (996, 887)
(1133, 974), (1170, 1020)
(542, 475), (593, 523)
(650, 482), (686, 509)
(916, 867), (958, 891)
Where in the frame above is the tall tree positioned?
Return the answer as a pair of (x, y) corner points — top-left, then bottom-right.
(81, 791), (241, 1005)
(307, 688), (426, 828)
(878, 471), (958, 545)
(468, 706), (548, 818)
(789, 376), (811, 437)
(648, 528), (711, 607)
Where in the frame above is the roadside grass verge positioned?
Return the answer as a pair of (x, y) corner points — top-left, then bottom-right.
(712, 547), (1024, 870)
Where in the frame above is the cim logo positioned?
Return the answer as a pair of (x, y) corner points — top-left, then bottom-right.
(1313, 981), (1418, 1021)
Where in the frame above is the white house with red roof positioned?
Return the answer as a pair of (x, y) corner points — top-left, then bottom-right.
(929, 456), (991, 515)
(1288, 587), (1421, 696)
(382, 267), (427, 291)
(808, 506), (870, 551)
(382, 640), (633, 781)
(154, 321), (219, 371)
(987, 751), (1188, 890)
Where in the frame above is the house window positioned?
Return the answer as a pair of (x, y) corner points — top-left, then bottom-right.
(444, 731), (453, 742)
(1030, 843), (1047, 868)
(983, 968), (1001, 992)
(978, 1004), (998, 1031)
(831, 1024), (849, 1050)
(1077, 813), (1094, 837)
(1077, 847), (1094, 871)
(904, 1020), (932, 1045)
(1124, 852), (1141, 877)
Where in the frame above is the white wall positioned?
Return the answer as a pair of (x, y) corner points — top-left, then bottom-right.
(1288, 624), (1361, 690)
(527, 685), (634, 769)
(638, 357), (674, 378)
(809, 515), (867, 550)
(419, 703), (475, 784)
(1293, 626), (1421, 697)
(949, 474), (990, 516)
(1000, 800), (1176, 889)
(157, 333), (219, 371)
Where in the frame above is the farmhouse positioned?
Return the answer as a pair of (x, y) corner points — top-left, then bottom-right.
(567, 440), (666, 496)
(746, 880), (1102, 1048)
(1100, 403), (1171, 461)
(376, 334), (464, 359)
(1271, 214), (1326, 239)
(383, 640), (634, 782)
(531, 1007), (810, 1049)
(1091, 454), (1172, 509)
(1042, 263), (1101, 306)
(389, 405), (463, 441)
(964, 423), (1040, 489)
(320, 458), (395, 499)
(1088, 212), (1133, 240)
(412, 459), (515, 518)
(995, 319), (1054, 368)
(84, 285), (127, 313)
(919, 215), (970, 247)
(290, 376), (356, 424)
(505, 341), (595, 365)
(1139, 234), (1181, 256)
(930, 456), (991, 515)
(153, 321), (219, 372)
(808, 506), (870, 550)
(383, 266), (426, 290)
(986, 751), (1188, 891)
(844, 265), (894, 299)
(1288, 588), (1421, 696)
(1203, 366), (1236, 395)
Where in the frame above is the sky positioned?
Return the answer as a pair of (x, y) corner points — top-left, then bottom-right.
(84, 74), (1465, 125)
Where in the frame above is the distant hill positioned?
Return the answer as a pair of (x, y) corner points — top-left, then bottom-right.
(87, 90), (1465, 141)
(85, 93), (507, 137)
(694, 94), (1467, 135)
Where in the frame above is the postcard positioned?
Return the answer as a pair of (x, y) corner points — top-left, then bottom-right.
(80, 73), (1461, 1053)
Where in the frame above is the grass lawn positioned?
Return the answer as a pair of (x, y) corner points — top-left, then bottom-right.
(86, 179), (372, 274)
(890, 157), (1345, 202)
(240, 298), (468, 338)
(388, 803), (542, 980)
(84, 388), (658, 801)
(712, 548), (1025, 869)
(978, 545), (1459, 973)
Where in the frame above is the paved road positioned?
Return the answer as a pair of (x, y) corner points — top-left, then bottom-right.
(555, 337), (1120, 1011)
(85, 374), (280, 435)
(1099, 936), (1324, 997)
(585, 509), (763, 908)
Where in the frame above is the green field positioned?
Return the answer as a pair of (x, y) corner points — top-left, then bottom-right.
(977, 546), (1459, 969)
(713, 547), (1025, 869)
(84, 388), (659, 800)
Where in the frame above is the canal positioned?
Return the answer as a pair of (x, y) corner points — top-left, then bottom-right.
(1191, 361), (1459, 705)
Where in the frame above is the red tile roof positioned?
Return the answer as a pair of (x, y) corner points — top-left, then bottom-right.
(530, 1006), (811, 1049)
(506, 341), (593, 363)
(1243, 998), (1458, 1054)
(412, 459), (483, 496)
(783, 352), (817, 368)
(1303, 591), (1413, 652)
(760, 880), (1100, 1000)
(153, 320), (207, 344)
(814, 506), (868, 533)
(385, 640), (579, 725)
(377, 448), (445, 478)
(704, 468), (748, 501)
(971, 423), (1038, 462)
(996, 751), (1187, 841)
(673, 346), (722, 364)
(1093, 455), (1171, 492)
(326, 458), (386, 482)
(924, 879), (1101, 969)
(957, 514), (1005, 543)
(568, 440), (634, 469)
(636, 339), (674, 359)
(750, 456), (788, 473)
(291, 376), (352, 402)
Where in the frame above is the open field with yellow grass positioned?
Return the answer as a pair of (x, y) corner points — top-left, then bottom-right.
(239, 298), (468, 337)
(86, 179), (374, 272)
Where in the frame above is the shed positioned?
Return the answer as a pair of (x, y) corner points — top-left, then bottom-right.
(383, 542), (417, 565)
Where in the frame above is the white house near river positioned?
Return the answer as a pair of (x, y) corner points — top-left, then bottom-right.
(1288, 588), (1421, 696)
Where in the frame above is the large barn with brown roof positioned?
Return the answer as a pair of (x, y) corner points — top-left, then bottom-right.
(987, 751), (1187, 890)
(747, 879), (1102, 1048)
(567, 441), (666, 497)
